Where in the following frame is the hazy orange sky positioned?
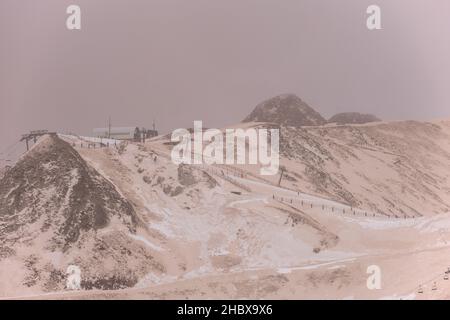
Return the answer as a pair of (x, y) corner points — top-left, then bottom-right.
(1, 0), (450, 161)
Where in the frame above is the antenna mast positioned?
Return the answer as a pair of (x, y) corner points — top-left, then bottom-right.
(108, 116), (111, 139)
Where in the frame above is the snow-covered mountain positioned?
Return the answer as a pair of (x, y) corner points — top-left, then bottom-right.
(0, 134), (165, 295)
(2, 104), (450, 299)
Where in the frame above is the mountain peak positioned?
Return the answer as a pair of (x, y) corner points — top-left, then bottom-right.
(0, 134), (164, 291)
(0, 134), (137, 250)
(242, 94), (326, 127)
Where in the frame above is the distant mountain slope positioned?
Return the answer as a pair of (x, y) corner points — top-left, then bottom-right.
(328, 112), (381, 125)
(243, 94), (326, 127)
(273, 120), (450, 216)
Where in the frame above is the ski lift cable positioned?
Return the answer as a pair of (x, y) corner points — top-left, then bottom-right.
(0, 140), (20, 155)
(5, 142), (23, 157)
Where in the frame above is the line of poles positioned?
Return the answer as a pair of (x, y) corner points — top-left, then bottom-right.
(273, 195), (415, 220)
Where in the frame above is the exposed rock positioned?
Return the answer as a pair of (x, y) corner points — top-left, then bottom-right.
(178, 164), (197, 186)
(177, 164), (217, 188)
(243, 94), (326, 127)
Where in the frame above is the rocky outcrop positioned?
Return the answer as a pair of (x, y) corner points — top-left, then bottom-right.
(275, 120), (450, 216)
(243, 94), (326, 127)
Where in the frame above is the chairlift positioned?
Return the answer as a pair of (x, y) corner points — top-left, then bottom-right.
(432, 282), (437, 291)
(418, 285), (423, 294)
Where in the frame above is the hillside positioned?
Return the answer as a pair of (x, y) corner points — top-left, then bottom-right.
(0, 135), (165, 295)
(235, 120), (450, 217)
(0, 167), (7, 180)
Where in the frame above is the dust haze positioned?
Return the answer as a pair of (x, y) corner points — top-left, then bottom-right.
(1, 0), (450, 154)
(1, 0), (450, 301)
